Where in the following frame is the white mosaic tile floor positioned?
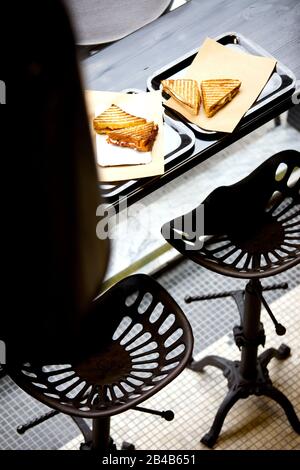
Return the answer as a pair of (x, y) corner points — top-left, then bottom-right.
(62, 284), (300, 450)
(105, 118), (300, 279)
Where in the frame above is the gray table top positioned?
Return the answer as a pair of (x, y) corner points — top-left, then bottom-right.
(81, 0), (300, 91)
(80, 0), (299, 211)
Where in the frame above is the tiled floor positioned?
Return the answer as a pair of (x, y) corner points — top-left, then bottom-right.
(62, 283), (300, 450)
(1, 262), (299, 450)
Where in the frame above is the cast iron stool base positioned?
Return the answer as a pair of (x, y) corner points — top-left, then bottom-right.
(190, 344), (300, 448)
(80, 439), (134, 451)
(188, 279), (300, 448)
(77, 416), (135, 452)
(17, 412), (135, 452)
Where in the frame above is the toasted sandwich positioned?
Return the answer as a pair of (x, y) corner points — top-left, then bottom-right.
(161, 79), (200, 115)
(201, 79), (241, 117)
(107, 122), (158, 152)
(93, 104), (147, 134)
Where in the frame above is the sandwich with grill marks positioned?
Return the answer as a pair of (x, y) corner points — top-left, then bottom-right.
(201, 79), (241, 117)
(93, 104), (147, 134)
(107, 122), (158, 152)
(161, 79), (200, 115)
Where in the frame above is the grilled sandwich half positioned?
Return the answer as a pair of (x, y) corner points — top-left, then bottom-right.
(93, 104), (147, 134)
(201, 79), (241, 117)
(107, 122), (158, 152)
(161, 79), (200, 115)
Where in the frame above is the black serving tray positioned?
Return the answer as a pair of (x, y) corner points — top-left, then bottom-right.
(99, 90), (195, 207)
(147, 32), (296, 136)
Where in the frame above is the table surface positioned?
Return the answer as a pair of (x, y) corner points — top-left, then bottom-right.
(82, 0), (300, 90)
(81, 0), (300, 207)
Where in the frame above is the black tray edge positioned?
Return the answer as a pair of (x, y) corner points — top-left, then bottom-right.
(146, 31), (296, 132)
(99, 89), (196, 200)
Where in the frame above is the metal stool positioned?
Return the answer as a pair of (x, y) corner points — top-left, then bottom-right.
(9, 274), (193, 451)
(162, 149), (300, 447)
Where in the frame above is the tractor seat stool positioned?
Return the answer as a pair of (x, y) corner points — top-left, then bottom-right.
(161, 149), (300, 448)
(9, 274), (193, 452)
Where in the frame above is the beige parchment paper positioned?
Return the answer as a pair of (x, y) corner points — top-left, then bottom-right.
(164, 38), (277, 133)
(85, 90), (164, 182)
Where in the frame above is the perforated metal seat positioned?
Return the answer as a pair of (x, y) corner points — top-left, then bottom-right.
(9, 274), (193, 450)
(162, 150), (300, 279)
(161, 150), (300, 448)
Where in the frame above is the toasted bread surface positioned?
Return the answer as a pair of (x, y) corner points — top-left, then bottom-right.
(201, 79), (241, 117)
(107, 122), (158, 152)
(161, 79), (200, 115)
(93, 104), (147, 133)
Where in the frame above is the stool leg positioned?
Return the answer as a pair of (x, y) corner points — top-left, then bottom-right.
(201, 388), (243, 448)
(261, 386), (300, 434)
(92, 416), (111, 452)
(259, 344), (290, 369)
(71, 416), (92, 445)
(274, 115), (281, 127)
(239, 279), (262, 380)
(189, 355), (232, 373)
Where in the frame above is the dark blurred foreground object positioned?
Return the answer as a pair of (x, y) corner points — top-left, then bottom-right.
(4, 3), (194, 451)
(64, 0), (173, 45)
(3, 0), (109, 364)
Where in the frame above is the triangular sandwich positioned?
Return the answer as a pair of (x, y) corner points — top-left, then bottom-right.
(107, 122), (158, 152)
(161, 79), (200, 115)
(201, 79), (241, 117)
(93, 104), (147, 134)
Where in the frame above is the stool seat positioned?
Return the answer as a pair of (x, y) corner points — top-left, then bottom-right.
(9, 274), (193, 419)
(161, 150), (300, 448)
(162, 150), (300, 278)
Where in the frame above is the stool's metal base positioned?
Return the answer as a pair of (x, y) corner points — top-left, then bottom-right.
(16, 403), (173, 450)
(187, 280), (300, 447)
(190, 343), (300, 448)
(80, 416), (135, 452)
(17, 412), (135, 452)
(80, 439), (134, 451)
